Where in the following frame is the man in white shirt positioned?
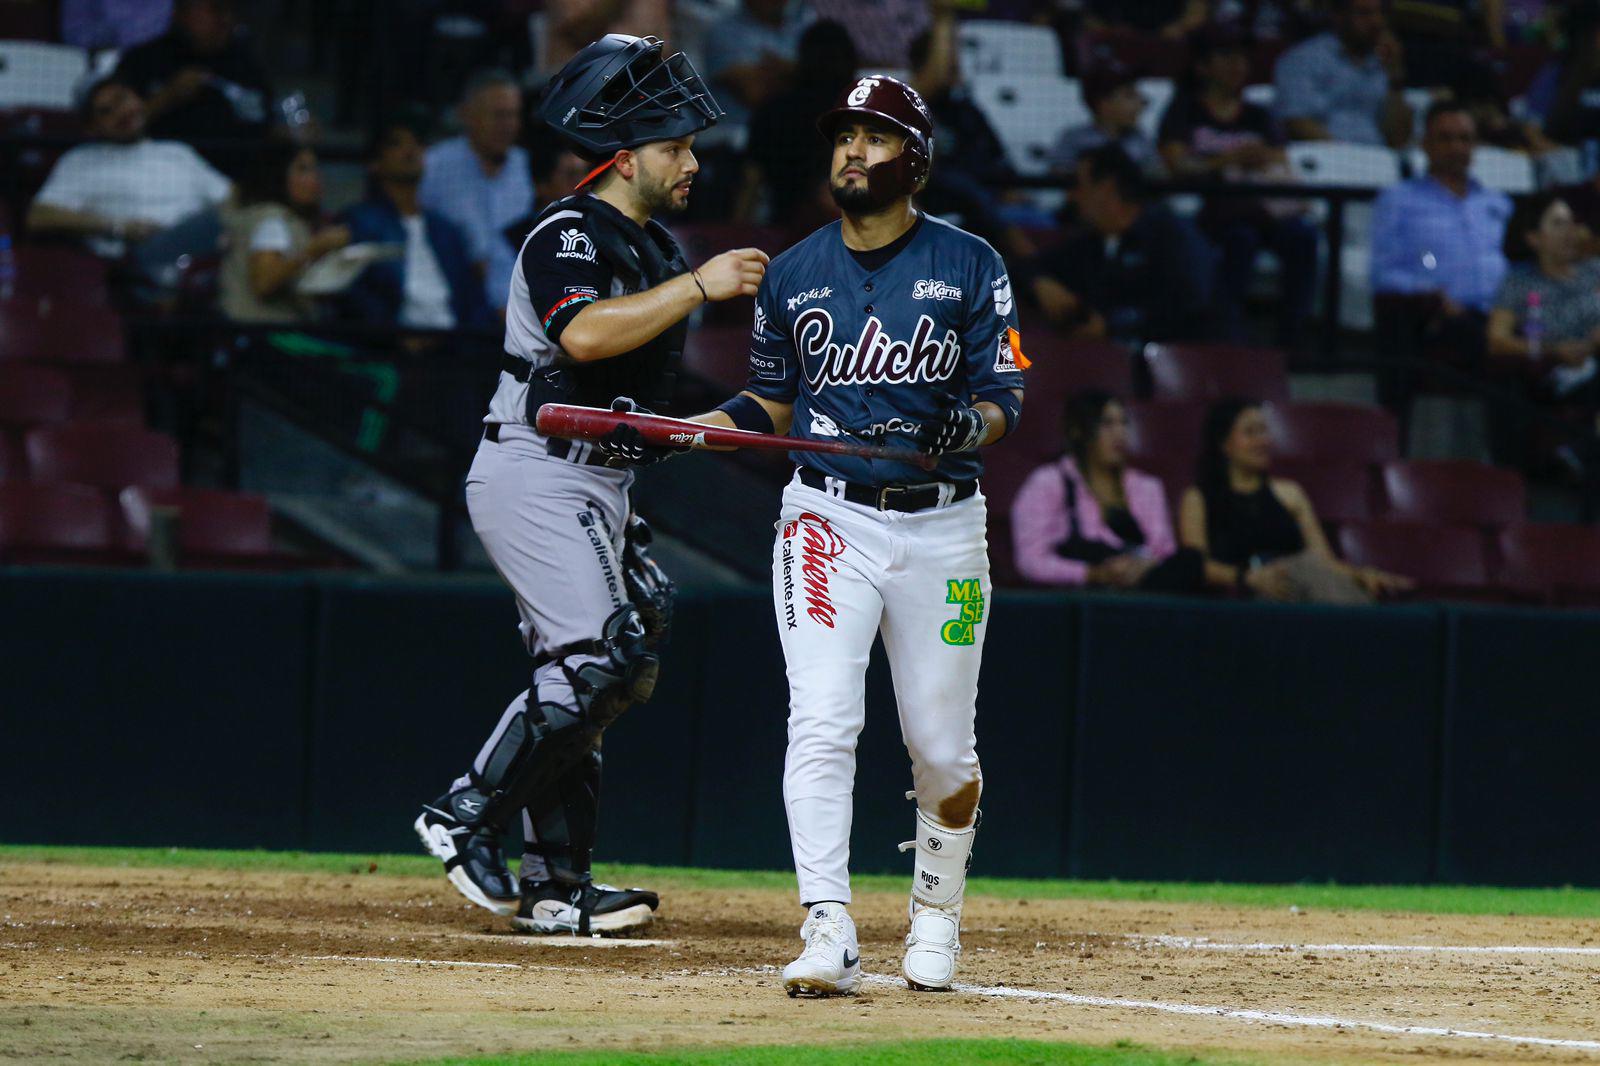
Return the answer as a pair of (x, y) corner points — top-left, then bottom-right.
(27, 78), (233, 258)
(419, 71), (533, 314)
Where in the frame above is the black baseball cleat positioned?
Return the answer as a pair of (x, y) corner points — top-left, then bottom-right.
(413, 806), (520, 916)
(512, 876), (659, 936)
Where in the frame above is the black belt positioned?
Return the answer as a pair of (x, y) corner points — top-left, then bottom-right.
(483, 422), (611, 466)
(500, 353), (533, 382)
(797, 466), (976, 513)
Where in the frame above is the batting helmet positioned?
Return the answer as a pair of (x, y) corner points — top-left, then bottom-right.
(540, 34), (723, 183)
(817, 74), (935, 206)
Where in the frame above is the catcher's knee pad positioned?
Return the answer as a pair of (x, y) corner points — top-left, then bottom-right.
(567, 604), (659, 731)
(623, 515), (674, 648)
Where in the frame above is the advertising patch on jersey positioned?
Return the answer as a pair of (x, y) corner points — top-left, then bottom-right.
(786, 286), (831, 312)
(991, 274), (1015, 318)
(912, 279), (962, 301)
(564, 286), (599, 297)
(941, 578), (986, 646)
(995, 326), (1030, 372)
(556, 228), (596, 261)
(752, 304), (768, 339)
(750, 352), (787, 381)
(809, 411), (841, 437)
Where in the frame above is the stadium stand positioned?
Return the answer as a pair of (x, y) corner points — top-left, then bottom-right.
(25, 424), (180, 491)
(118, 486), (286, 568)
(1144, 343), (1291, 403)
(0, 481), (123, 565)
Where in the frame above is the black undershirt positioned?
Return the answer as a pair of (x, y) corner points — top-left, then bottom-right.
(846, 213), (924, 272)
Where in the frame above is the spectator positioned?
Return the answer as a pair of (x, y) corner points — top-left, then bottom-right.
(810, 0), (931, 69)
(1050, 63), (1160, 175)
(419, 70), (532, 314)
(220, 144), (350, 324)
(1211, 0), (1320, 43)
(27, 78), (232, 260)
(739, 19), (858, 228)
(1012, 391), (1203, 592)
(341, 119), (491, 331)
(1371, 102), (1511, 360)
(62, 0), (172, 49)
(1488, 194), (1600, 404)
(1159, 24), (1317, 346)
(536, 0), (671, 80)
(1029, 144), (1216, 343)
(1273, 0), (1412, 147)
(1524, 0), (1600, 146)
(1179, 398), (1412, 602)
(703, 0), (812, 130)
(1084, 0), (1208, 39)
(114, 0), (274, 172)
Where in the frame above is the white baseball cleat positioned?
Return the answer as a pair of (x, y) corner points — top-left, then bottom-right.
(782, 901), (863, 997)
(903, 902), (962, 990)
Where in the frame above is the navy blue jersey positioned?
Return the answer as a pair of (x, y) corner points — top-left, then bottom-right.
(744, 213), (1025, 485)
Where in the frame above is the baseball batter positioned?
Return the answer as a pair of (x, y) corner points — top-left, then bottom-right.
(688, 75), (1026, 993)
(412, 35), (768, 935)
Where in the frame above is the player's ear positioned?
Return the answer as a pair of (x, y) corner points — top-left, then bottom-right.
(614, 148), (635, 180)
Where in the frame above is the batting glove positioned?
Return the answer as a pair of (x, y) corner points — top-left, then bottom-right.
(597, 397), (688, 468)
(914, 392), (987, 456)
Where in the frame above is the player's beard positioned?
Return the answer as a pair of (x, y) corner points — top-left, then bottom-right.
(636, 161), (690, 216)
(830, 177), (878, 213)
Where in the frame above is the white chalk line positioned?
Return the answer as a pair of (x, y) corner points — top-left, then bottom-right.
(1135, 934), (1600, 956)
(447, 931), (674, 949)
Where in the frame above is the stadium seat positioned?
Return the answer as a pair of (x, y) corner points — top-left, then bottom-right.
(0, 42), (88, 110)
(681, 325), (751, 395)
(1286, 141), (1402, 188)
(0, 482), (125, 565)
(1264, 401), (1400, 466)
(0, 431), (22, 481)
(1338, 520), (1493, 598)
(119, 486), (280, 564)
(1381, 460), (1526, 529)
(1144, 343), (1290, 403)
(967, 75), (1086, 176)
(1405, 145), (1536, 194)
(0, 298), (126, 364)
(25, 425), (180, 491)
(958, 20), (1064, 79)
(1125, 399), (1206, 506)
(1269, 459), (1375, 530)
(1496, 524), (1600, 607)
(10, 246), (111, 305)
(55, 366), (144, 424)
(0, 364), (73, 427)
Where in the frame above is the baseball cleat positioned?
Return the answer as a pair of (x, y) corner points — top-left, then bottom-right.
(413, 808), (520, 916)
(782, 902), (863, 997)
(512, 877), (659, 935)
(902, 902), (961, 991)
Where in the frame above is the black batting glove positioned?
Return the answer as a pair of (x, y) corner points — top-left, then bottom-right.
(597, 397), (687, 468)
(914, 391), (987, 456)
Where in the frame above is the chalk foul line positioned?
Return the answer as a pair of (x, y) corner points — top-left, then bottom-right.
(1136, 934), (1600, 956)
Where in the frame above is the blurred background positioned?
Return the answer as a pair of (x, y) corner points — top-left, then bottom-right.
(2, 0), (1599, 887)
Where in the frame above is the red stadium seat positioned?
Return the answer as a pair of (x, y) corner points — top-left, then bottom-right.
(1025, 337), (1135, 398)
(1497, 524), (1600, 607)
(55, 366), (144, 424)
(0, 364), (73, 426)
(25, 424), (179, 491)
(1265, 402), (1400, 466)
(0, 482), (125, 565)
(1125, 399), (1205, 503)
(10, 246), (112, 305)
(1338, 520), (1496, 599)
(681, 324), (752, 395)
(1269, 459), (1375, 530)
(1144, 343), (1290, 403)
(0, 431), (22, 481)
(1381, 460), (1526, 529)
(0, 297), (126, 364)
(119, 486), (279, 564)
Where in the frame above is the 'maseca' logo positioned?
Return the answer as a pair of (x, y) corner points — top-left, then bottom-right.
(940, 578), (985, 646)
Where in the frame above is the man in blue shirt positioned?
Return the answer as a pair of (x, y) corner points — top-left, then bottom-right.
(1274, 0), (1412, 147)
(1372, 102), (1511, 319)
(419, 70), (534, 315)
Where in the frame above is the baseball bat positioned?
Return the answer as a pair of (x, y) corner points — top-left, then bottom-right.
(534, 403), (939, 472)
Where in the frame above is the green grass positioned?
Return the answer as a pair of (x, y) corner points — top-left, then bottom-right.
(412, 1039), (1250, 1066)
(5, 842), (1600, 918)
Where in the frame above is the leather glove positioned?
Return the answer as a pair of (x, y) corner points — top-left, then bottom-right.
(913, 391), (987, 455)
(596, 397), (688, 468)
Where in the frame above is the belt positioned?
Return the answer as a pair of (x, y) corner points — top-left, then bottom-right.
(797, 466), (976, 513)
(484, 422), (610, 466)
(500, 353), (533, 382)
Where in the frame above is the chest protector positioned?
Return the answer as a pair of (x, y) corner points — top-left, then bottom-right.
(526, 195), (688, 419)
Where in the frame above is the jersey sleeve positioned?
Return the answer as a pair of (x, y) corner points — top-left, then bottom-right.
(518, 215), (614, 344)
(962, 247), (1027, 399)
(744, 273), (798, 402)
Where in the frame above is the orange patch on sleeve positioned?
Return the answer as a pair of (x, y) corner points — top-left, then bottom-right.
(1007, 327), (1030, 370)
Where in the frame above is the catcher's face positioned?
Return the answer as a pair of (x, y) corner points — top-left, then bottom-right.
(630, 135), (699, 215)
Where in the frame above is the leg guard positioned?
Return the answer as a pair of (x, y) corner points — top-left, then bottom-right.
(521, 747), (602, 884)
(898, 794), (979, 991)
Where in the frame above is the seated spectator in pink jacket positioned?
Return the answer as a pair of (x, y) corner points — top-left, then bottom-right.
(1011, 391), (1203, 592)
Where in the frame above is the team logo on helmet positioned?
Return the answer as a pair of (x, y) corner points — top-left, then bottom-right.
(847, 77), (880, 107)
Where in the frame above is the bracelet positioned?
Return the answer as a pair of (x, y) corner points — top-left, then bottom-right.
(691, 270), (708, 303)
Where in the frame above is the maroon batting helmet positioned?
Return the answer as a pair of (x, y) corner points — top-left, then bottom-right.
(817, 74), (935, 206)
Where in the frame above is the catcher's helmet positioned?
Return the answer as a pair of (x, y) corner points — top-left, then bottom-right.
(817, 74), (935, 205)
(540, 34), (722, 182)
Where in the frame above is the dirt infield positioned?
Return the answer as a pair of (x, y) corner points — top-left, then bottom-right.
(3, 860), (1599, 1064)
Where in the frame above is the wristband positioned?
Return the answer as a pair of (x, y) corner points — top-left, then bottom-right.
(973, 388), (1022, 437)
(714, 393), (775, 434)
(691, 270), (708, 303)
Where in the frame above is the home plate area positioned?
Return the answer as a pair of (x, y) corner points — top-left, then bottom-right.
(3, 860), (1598, 1064)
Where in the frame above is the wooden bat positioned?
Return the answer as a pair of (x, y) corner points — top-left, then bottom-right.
(534, 403), (939, 471)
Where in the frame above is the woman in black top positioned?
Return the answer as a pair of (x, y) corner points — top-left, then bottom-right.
(1179, 399), (1411, 601)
